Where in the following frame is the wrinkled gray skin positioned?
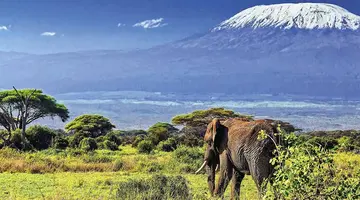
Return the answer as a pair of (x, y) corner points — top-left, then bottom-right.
(197, 119), (277, 199)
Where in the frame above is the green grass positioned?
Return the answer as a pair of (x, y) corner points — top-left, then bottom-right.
(0, 172), (258, 200)
(0, 146), (358, 200)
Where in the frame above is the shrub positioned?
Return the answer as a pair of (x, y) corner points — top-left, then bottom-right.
(26, 125), (56, 150)
(177, 126), (205, 147)
(337, 136), (355, 152)
(102, 140), (118, 151)
(172, 145), (203, 172)
(69, 132), (88, 148)
(10, 129), (23, 149)
(262, 131), (360, 200)
(157, 137), (177, 152)
(79, 138), (97, 151)
(173, 145), (203, 164)
(308, 136), (338, 150)
(131, 135), (146, 148)
(105, 131), (122, 145)
(95, 136), (106, 143)
(113, 159), (124, 171)
(116, 174), (191, 199)
(53, 137), (69, 149)
(137, 140), (154, 154)
(147, 122), (178, 145)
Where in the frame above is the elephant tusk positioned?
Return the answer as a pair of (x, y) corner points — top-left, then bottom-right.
(195, 161), (208, 174)
(215, 164), (219, 172)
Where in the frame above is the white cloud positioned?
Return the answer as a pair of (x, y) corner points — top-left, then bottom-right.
(117, 23), (125, 27)
(0, 26), (9, 31)
(41, 32), (56, 36)
(133, 18), (167, 29)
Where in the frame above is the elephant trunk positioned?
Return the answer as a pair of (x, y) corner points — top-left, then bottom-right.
(195, 160), (208, 174)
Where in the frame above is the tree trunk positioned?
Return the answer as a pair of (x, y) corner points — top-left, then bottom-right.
(21, 106), (29, 150)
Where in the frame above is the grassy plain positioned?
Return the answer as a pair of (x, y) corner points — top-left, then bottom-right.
(0, 146), (358, 200)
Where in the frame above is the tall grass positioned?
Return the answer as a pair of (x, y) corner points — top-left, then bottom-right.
(116, 174), (191, 200)
(0, 145), (204, 174)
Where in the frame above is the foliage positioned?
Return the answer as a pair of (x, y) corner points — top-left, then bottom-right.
(157, 137), (178, 152)
(171, 107), (253, 127)
(171, 108), (252, 148)
(102, 140), (119, 151)
(9, 129), (23, 149)
(177, 126), (205, 147)
(0, 88), (69, 148)
(105, 131), (122, 146)
(116, 174), (191, 200)
(172, 145), (204, 173)
(112, 159), (124, 171)
(65, 114), (115, 137)
(119, 129), (148, 137)
(307, 136), (338, 150)
(131, 134), (146, 147)
(53, 136), (69, 150)
(26, 125), (56, 150)
(69, 132), (88, 148)
(261, 129), (360, 200)
(147, 122), (178, 145)
(80, 138), (98, 152)
(137, 140), (154, 154)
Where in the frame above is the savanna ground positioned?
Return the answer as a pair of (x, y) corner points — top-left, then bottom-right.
(0, 145), (359, 200)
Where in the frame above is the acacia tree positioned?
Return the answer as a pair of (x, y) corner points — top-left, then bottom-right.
(172, 107), (253, 127)
(65, 114), (115, 137)
(0, 87), (69, 146)
(171, 108), (253, 146)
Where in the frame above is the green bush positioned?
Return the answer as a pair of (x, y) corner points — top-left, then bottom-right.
(113, 159), (124, 171)
(173, 145), (203, 164)
(95, 136), (106, 143)
(79, 138), (97, 151)
(137, 140), (154, 154)
(69, 132), (88, 148)
(172, 145), (203, 173)
(116, 174), (191, 200)
(308, 136), (338, 150)
(263, 131), (360, 200)
(102, 140), (118, 151)
(147, 122), (178, 145)
(105, 131), (122, 145)
(177, 126), (205, 147)
(53, 136), (69, 150)
(132, 135), (146, 148)
(26, 125), (56, 150)
(157, 137), (177, 152)
(10, 129), (23, 149)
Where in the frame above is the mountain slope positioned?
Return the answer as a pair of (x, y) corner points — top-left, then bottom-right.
(1, 3), (360, 98)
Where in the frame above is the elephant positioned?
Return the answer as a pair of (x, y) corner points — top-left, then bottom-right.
(195, 118), (285, 199)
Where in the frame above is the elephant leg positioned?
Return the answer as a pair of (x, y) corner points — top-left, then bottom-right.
(248, 156), (272, 198)
(250, 158), (270, 198)
(206, 161), (216, 196)
(230, 170), (245, 200)
(214, 152), (233, 198)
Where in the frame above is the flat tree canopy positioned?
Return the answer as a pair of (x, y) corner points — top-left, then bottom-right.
(65, 114), (115, 137)
(171, 107), (253, 127)
(0, 88), (69, 146)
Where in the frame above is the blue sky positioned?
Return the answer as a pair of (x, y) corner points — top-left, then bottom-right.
(0, 0), (359, 54)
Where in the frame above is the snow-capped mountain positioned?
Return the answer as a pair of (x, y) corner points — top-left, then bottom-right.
(1, 3), (360, 98)
(213, 3), (360, 31)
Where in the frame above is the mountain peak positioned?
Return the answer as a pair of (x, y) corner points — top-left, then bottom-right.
(213, 3), (360, 31)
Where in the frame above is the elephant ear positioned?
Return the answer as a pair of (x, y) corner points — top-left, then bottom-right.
(211, 118), (221, 144)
